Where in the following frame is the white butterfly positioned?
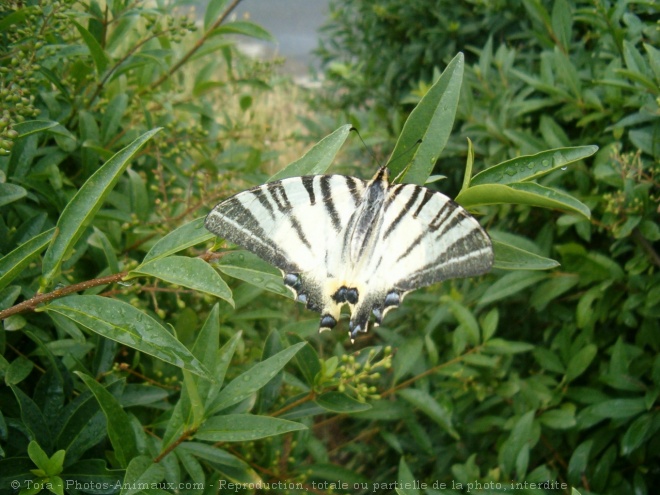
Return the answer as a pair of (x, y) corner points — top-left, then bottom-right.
(205, 166), (493, 341)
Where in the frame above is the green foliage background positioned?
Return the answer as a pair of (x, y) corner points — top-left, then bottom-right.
(1, 0), (658, 495)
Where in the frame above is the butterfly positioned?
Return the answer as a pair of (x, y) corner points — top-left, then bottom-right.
(205, 166), (493, 342)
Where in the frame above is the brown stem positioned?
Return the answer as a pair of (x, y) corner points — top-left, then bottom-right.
(140, 0), (243, 96)
(270, 391), (316, 418)
(0, 251), (224, 321)
(154, 428), (195, 463)
(0, 272), (127, 320)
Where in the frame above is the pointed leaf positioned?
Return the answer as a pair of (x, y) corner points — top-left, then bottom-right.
(119, 455), (165, 495)
(205, 331), (242, 409)
(216, 251), (290, 297)
(470, 146), (598, 186)
(565, 344), (597, 382)
(45, 295), (209, 378)
(456, 182), (590, 218)
(314, 392), (372, 413)
(268, 124), (352, 182)
(131, 255), (233, 305)
(0, 228), (55, 290)
(13, 120), (59, 138)
(492, 239), (560, 270)
(398, 388), (458, 439)
(72, 20), (110, 74)
(208, 342), (305, 414)
(388, 53), (464, 184)
(479, 271), (548, 306)
(195, 414), (306, 442)
(211, 21), (275, 42)
(141, 217), (212, 264)
(0, 183), (27, 206)
(204, 0), (230, 30)
(75, 373), (137, 468)
(10, 385), (52, 451)
(42, 129), (161, 284)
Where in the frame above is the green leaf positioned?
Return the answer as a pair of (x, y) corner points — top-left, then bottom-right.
(100, 94), (129, 145)
(208, 342), (306, 414)
(182, 369), (205, 428)
(492, 239), (559, 270)
(5, 356), (34, 385)
(203, 0), (229, 30)
(388, 53), (464, 184)
(27, 441), (52, 473)
(565, 344), (597, 382)
(216, 251), (290, 298)
(141, 217), (213, 264)
(72, 20), (110, 74)
(456, 182), (591, 218)
(499, 410), (536, 476)
(581, 398), (647, 422)
(205, 331), (243, 409)
(42, 129), (161, 285)
(395, 457), (418, 495)
(314, 392), (372, 413)
(397, 388), (458, 439)
(530, 274), (579, 310)
(119, 455), (165, 495)
(443, 298), (480, 345)
(393, 337), (424, 383)
(10, 385), (52, 451)
(479, 271), (548, 306)
(288, 333), (321, 387)
(61, 460), (123, 494)
(211, 21), (275, 43)
(178, 442), (261, 484)
(621, 413), (653, 455)
(0, 228), (51, 290)
(13, 120), (59, 138)
(551, 0), (572, 52)
(567, 440), (592, 486)
(483, 338), (534, 354)
(45, 295), (209, 378)
(470, 146), (597, 186)
(89, 228), (119, 274)
(195, 414), (306, 442)
(539, 407), (576, 429)
(0, 183), (27, 206)
(131, 255), (233, 305)
(268, 124), (353, 181)
(76, 373), (138, 468)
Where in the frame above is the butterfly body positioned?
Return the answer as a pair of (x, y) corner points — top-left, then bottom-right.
(205, 166), (493, 341)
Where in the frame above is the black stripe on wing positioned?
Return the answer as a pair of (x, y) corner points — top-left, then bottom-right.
(205, 197), (301, 273)
(320, 176), (341, 232)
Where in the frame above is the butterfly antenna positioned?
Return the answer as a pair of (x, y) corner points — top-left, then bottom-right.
(391, 139), (422, 183)
(350, 127), (383, 171)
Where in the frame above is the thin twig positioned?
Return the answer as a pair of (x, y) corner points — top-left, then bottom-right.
(140, 0), (243, 96)
(0, 251), (222, 321)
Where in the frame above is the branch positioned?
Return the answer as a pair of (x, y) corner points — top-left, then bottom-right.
(0, 272), (127, 320)
(0, 251), (223, 321)
(141, 0), (243, 96)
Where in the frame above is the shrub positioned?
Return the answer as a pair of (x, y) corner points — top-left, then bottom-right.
(317, 0), (660, 492)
